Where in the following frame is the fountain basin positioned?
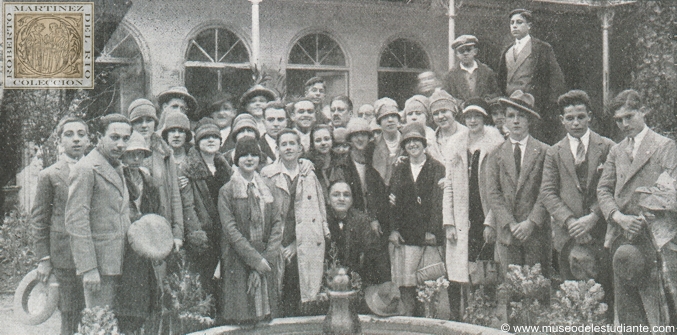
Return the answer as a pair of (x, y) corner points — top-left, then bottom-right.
(194, 315), (509, 334)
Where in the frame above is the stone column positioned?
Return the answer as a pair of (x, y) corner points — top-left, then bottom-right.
(249, 0), (262, 68)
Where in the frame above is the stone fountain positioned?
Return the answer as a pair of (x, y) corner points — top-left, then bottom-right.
(195, 267), (509, 334)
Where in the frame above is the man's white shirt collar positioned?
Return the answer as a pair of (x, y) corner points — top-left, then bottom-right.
(514, 35), (531, 55)
(567, 129), (591, 157)
(510, 135), (529, 166)
(460, 60), (478, 74)
(629, 125), (649, 159)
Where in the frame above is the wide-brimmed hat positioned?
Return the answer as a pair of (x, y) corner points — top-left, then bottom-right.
(13, 269), (59, 325)
(345, 117), (372, 140)
(157, 86), (199, 120)
(125, 131), (152, 158)
(128, 98), (159, 124)
(161, 112), (193, 143)
(128, 214), (174, 261)
(463, 97), (490, 117)
(559, 241), (606, 281)
(613, 244), (649, 286)
(636, 171), (677, 213)
(202, 94), (235, 119)
(239, 84), (278, 107)
(400, 122), (427, 149)
(499, 90), (540, 119)
(365, 282), (406, 317)
(374, 97), (400, 122)
(452, 35), (478, 50)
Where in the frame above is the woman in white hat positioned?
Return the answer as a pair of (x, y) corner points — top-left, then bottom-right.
(116, 131), (162, 334)
(442, 97), (504, 320)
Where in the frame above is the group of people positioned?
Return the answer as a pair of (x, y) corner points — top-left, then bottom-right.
(29, 7), (677, 335)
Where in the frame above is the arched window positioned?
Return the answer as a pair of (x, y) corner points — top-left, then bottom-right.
(287, 32), (348, 101)
(378, 38), (431, 107)
(184, 27), (251, 109)
(93, 23), (147, 115)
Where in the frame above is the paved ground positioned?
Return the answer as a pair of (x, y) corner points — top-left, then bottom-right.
(0, 293), (61, 335)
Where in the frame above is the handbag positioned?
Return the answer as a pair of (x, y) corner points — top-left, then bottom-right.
(468, 243), (499, 286)
(416, 246), (447, 284)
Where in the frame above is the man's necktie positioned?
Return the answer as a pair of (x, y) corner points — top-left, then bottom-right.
(626, 137), (635, 162)
(513, 43), (519, 61)
(514, 143), (522, 176)
(575, 140), (586, 166)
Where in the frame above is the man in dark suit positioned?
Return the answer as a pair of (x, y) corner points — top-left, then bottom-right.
(498, 9), (566, 145)
(66, 114), (132, 309)
(597, 89), (677, 329)
(31, 117), (90, 335)
(443, 35), (500, 103)
(485, 90), (551, 277)
(260, 101), (288, 164)
(540, 90), (615, 312)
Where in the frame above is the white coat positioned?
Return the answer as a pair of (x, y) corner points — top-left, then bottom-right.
(443, 126), (504, 283)
(262, 161), (329, 303)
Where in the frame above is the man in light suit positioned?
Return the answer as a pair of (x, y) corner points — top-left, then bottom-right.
(31, 117), (90, 335)
(498, 9), (566, 145)
(597, 89), (677, 330)
(540, 90), (615, 313)
(485, 90), (551, 278)
(65, 114), (132, 309)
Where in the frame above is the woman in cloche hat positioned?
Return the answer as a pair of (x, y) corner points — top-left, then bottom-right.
(442, 97), (504, 320)
(388, 122), (446, 316)
(116, 131), (164, 334)
(180, 117), (233, 316)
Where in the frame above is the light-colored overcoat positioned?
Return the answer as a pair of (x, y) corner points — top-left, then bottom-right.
(428, 123), (468, 168)
(261, 161), (329, 303)
(65, 149), (131, 276)
(218, 170), (283, 321)
(443, 126), (504, 283)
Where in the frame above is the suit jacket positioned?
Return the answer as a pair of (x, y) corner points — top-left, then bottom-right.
(390, 155), (445, 246)
(31, 159), (76, 269)
(65, 149), (131, 276)
(443, 61), (500, 102)
(498, 37), (565, 122)
(260, 135), (277, 163)
(332, 155), (390, 233)
(486, 136), (550, 246)
(540, 131), (615, 251)
(372, 133), (402, 187)
(597, 129), (677, 248)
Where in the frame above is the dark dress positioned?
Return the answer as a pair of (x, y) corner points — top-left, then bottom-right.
(116, 168), (162, 332)
(468, 150), (492, 261)
(180, 147), (233, 316)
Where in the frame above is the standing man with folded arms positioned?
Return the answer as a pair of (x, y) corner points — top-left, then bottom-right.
(65, 114), (132, 309)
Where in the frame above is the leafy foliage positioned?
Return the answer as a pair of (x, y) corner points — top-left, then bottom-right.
(464, 286), (501, 328)
(499, 264), (551, 328)
(631, 2), (677, 136)
(161, 250), (214, 334)
(0, 209), (37, 291)
(544, 280), (608, 331)
(75, 306), (122, 335)
(416, 276), (450, 318)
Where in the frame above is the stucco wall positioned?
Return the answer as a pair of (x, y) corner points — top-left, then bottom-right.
(122, 0), (448, 108)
